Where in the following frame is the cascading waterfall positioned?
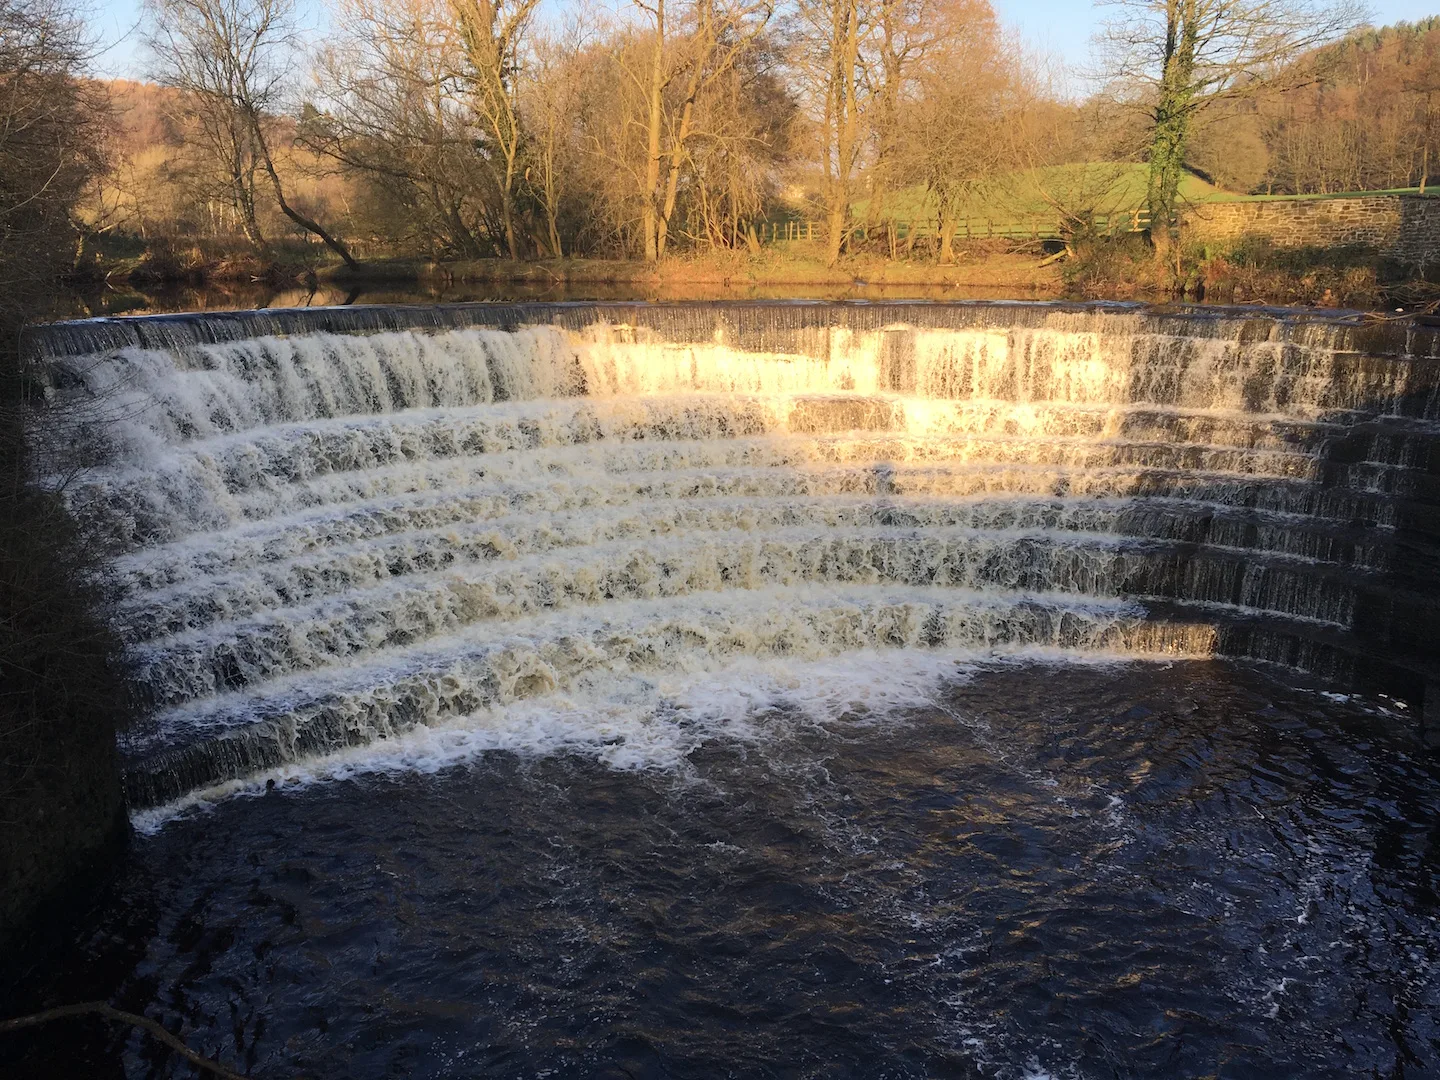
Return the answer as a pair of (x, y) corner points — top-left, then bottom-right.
(28, 301), (1440, 820)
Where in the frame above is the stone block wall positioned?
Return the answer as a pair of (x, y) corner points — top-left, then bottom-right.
(1395, 197), (1440, 264)
(1181, 194), (1440, 266)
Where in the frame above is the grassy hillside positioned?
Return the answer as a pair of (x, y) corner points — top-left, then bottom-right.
(846, 166), (1440, 239)
(850, 164), (1225, 233)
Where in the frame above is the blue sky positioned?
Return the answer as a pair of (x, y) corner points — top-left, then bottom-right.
(91, 0), (1440, 80)
(992, 0), (1440, 69)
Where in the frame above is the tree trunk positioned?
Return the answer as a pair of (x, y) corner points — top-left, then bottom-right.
(501, 172), (519, 260)
(657, 95), (697, 259)
(867, 7), (901, 246)
(938, 214), (956, 265)
(236, 183), (266, 251)
(547, 210), (563, 259)
(1144, 0), (1199, 249)
(642, 2), (666, 263)
(251, 117), (359, 270)
(823, 0), (860, 268)
(826, 204), (846, 266)
(541, 148), (563, 258)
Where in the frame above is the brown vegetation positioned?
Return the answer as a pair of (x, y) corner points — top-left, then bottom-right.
(1198, 17), (1440, 196)
(1061, 232), (1387, 308)
(48, 5), (1440, 303)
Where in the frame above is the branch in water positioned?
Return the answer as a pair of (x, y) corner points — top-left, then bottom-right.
(0, 1001), (249, 1079)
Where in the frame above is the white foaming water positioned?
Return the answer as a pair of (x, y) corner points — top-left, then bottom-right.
(41, 308), (1435, 821)
(129, 645), (1165, 834)
(123, 586), (1167, 762)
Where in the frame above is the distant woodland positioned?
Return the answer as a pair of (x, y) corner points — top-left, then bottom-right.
(27, 0), (1419, 269)
(1188, 20), (1440, 197)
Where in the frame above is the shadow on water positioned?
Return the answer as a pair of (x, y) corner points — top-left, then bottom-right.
(2, 661), (1438, 1079)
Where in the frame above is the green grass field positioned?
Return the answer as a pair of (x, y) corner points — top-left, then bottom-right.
(850, 164), (1223, 235)
(834, 164), (1440, 239)
(760, 164), (1440, 243)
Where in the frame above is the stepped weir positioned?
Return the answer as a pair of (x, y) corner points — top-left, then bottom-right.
(29, 300), (1440, 817)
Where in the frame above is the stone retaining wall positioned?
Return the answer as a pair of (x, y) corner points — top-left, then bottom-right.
(1181, 194), (1440, 266)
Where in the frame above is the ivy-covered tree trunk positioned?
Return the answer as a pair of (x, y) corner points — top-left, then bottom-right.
(1146, 0), (1200, 251)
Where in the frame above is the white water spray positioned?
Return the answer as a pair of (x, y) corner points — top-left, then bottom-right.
(36, 305), (1439, 820)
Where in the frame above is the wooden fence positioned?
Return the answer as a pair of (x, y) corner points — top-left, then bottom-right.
(749, 209), (1152, 245)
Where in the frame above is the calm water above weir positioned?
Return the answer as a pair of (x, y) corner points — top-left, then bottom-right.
(9, 299), (1440, 1078)
(58, 280), (1056, 319)
(6, 659), (1439, 1079)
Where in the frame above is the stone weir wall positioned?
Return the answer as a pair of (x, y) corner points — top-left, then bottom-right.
(17, 300), (1440, 825)
(24, 296), (1440, 358)
(1181, 195), (1440, 266)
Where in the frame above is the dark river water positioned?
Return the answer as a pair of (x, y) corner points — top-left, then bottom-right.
(4, 658), (1438, 1079)
(56, 279), (1057, 318)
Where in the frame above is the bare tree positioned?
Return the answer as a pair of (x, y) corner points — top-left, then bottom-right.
(619, 0), (773, 261)
(0, 0), (133, 940)
(1097, 0), (1363, 243)
(0, 0), (108, 456)
(1015, 92), (1150, 250)
(144, 0), (266, 247)
(520, 26), (590, 258)
(309, 0), (493, 256)
(680, 36), (794, 249)
(449, 0), (541, 259)
(146, 0), (359, 266)
(862, 0), (991, 248)
(793, 0), (866, 265)
(900, 15), (1029, 263)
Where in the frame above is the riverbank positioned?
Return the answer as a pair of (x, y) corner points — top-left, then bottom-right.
(82, 240), (1062, 293)
(61, 242), (1068, 318)
(67, 234), (1437, 315)
(366, 247), (1061, 293)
